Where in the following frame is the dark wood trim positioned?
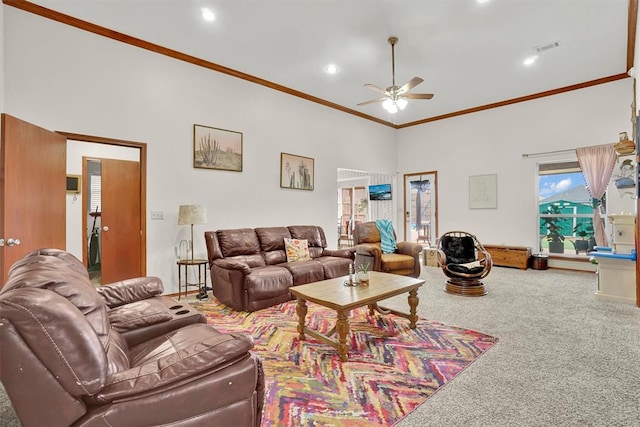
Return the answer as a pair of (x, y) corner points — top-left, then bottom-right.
(4, 0), (637, 129)
(398, 74), (631, 128)
(57, 131), (148, 277)
(628, 0), (638, 72)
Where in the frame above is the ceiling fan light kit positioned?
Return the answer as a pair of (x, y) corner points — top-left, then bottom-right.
(382, 98), (407, 113)
(358, 36), (434, 114)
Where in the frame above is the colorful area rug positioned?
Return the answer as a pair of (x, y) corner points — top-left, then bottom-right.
(191, 299), (497, 426)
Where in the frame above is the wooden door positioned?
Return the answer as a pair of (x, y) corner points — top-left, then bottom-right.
(1, 114), (66, 284)
(100, 158), (141, 283)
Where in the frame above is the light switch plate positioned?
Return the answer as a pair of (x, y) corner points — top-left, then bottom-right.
(151, 211), (164, 220)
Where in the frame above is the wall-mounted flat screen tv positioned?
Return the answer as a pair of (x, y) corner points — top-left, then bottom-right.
(369, 183), (392, 201)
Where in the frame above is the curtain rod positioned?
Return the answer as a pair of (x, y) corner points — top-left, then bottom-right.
(521, 148), (575, 158)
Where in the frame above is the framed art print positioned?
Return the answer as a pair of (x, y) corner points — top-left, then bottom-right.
(469, 174), (497, 209)
(193, 124), (243, 172)
(280, 152), (314, 190)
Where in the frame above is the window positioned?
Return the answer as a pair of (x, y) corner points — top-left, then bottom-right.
(89, 172), (101, 213)
(538, 161), (596, 256)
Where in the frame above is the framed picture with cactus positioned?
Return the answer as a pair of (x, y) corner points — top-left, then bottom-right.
(280, 152), (314, 191)
(193, 124), (243, 172)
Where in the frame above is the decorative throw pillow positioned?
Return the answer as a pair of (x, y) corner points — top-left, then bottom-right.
(284, 238), (311, 262)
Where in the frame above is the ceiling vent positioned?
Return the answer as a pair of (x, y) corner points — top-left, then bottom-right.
(534, 41), (560, 54)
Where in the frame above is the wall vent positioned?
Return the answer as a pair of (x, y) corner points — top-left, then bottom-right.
(534, 41), (560, 54)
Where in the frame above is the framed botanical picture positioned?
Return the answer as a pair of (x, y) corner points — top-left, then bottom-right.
(193, 124), (243, 172)
(280, 152), (314, 191)
(469, 174), (497, 209)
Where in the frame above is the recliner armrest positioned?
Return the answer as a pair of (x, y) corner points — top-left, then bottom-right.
(396, 241), (423, 256)
(322, 247), (355, 259)
(97, 277), (164, 308)
(354, 244), (382, 271)
(354, 243), (382, 258)
(109, 299), (174, 332)
(212, 258), (252, 274)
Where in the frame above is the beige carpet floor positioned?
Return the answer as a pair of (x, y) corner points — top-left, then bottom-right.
(1, 265), (639, 426)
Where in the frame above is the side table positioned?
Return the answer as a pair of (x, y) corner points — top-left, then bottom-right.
(177, 259), (208, 300)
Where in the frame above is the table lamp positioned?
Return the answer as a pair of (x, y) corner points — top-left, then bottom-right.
(178, 205), (208, 261)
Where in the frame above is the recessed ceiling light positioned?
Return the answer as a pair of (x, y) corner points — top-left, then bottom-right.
(324, 64), (339, 75)
(523, 55), (538, 66)
(477, 0), (490, 3)
(201, 8), (215, 22)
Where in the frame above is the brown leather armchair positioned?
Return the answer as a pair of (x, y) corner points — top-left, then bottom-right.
(0, 250), (265, 427)
(353, 221), (422, 277)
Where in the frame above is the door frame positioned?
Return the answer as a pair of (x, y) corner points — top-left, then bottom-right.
(58, 131), (147, 276)
(403, 171), (438, 246)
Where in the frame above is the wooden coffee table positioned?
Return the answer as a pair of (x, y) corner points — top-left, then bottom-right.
(289, 271), (424, 361)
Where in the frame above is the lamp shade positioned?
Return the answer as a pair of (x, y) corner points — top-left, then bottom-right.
(178, 205), (208, 225)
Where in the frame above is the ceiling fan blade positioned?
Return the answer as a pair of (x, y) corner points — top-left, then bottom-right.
(398, 77), (424, 94)
(364, 83), (388, 95)
(401, 93), (434, 100)
(357, 97), (387, 106)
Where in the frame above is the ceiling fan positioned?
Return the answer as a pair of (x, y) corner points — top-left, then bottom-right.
(357, 36), (434, 114)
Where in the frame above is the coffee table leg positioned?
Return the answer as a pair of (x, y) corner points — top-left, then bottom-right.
(367, 304), (375, 316)
(296, 298), (308, 340)
(408, 289), (419, 329)
(336, 309), (350, 362)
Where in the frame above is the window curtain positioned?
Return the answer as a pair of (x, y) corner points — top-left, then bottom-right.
(575, 144), (617, 246)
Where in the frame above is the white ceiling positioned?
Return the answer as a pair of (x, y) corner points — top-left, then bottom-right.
(23, 0), (633, 126)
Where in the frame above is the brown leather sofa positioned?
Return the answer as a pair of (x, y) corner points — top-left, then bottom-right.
(353, 221), (423, 277)
(205, 225), (355, 312)
(0, 249), (264, 427)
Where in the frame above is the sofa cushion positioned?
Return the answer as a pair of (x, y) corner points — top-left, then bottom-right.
(441, 235), (476, 264)
(256, 227), (290, 265)
(381, 253), (415, 272)
(281, 260), (324, 285)
(246, 266), (293, 300)
(255, 227), (290, 251)
(288, 225), (326, 249)
(217, 228), (265, 268)
(448, 261), (484, 274)
(284, 238), (311, 262)
(218, 229), (261, 257)
(313, 256), (352, 279)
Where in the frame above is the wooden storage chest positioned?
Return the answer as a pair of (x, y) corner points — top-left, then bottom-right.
(483, 245), (532, 270)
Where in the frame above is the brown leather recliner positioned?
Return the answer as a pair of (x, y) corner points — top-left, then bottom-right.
(0, 250), (265, 427)
(13, 248), (206, 347)
(353, 221), (423, 277)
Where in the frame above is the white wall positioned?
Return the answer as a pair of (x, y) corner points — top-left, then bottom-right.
(3, 7), (397, 292)
(397, 79), (634, 253)
(3, 5), (636, 286)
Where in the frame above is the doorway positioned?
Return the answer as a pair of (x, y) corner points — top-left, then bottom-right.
(63, 132), (147, 284)
(86, 160), (102, 283)
(404, 171), (438, 246)
(338, 186), (368, 247)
